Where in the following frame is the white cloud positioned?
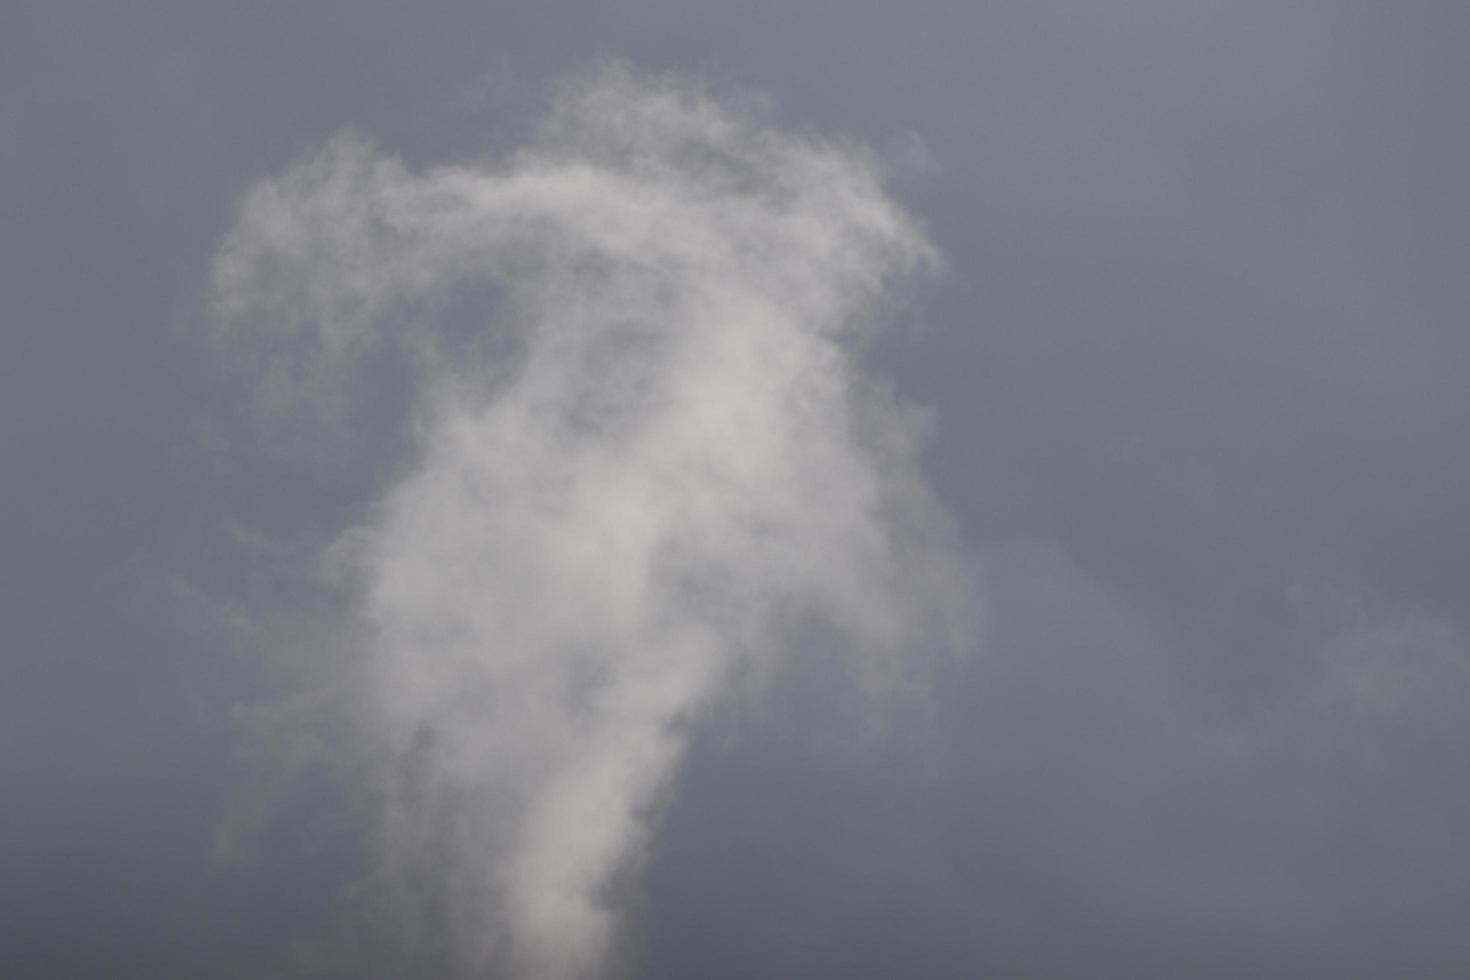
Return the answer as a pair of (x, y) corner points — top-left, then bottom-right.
(209, 64), (976, 979)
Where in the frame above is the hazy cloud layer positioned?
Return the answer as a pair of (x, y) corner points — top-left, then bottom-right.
(6, 4), (1470, 978)
(207, 65), (974, 979)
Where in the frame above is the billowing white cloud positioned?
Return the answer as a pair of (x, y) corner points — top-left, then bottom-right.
(209, 64), (976, 979)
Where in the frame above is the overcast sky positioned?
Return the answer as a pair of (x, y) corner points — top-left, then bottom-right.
(4, 3), (1469, 978)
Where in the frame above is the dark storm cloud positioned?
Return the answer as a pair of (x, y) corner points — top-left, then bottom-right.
(646, 542), (1470, 978)
(4, 1), (1468, 977)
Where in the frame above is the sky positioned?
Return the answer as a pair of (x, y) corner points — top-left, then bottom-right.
(3, 3), (1469, 978)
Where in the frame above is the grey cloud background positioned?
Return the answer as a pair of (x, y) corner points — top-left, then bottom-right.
(3, 2), (1468, 977)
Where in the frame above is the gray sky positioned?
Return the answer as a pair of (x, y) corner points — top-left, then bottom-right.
(4, 3), (1469, 978)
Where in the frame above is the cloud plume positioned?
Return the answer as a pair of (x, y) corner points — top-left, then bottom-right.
(209, 65), (975, 979)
